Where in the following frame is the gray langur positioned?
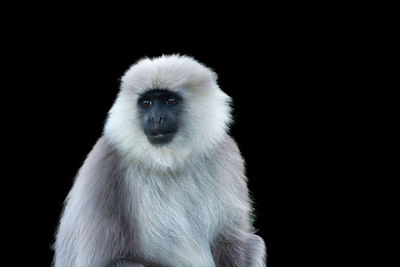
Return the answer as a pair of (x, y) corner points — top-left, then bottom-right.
(53, 55), (266, 267)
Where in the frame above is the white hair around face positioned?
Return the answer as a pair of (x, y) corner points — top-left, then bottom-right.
(104, 55), (232, 171)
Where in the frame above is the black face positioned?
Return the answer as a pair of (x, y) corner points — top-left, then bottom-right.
(137, 89), (183, 146)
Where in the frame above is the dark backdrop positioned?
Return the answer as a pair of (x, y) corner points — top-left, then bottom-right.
(7, 20), (340, 266)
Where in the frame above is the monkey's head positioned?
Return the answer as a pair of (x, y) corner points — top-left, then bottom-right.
(105, 55), (232, 170)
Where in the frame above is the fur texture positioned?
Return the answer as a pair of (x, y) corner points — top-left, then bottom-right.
(53, 55), (266, 267)
(105, 55), (232, 170)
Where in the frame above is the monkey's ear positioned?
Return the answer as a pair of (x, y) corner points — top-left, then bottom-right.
(209, 69), (218, 81)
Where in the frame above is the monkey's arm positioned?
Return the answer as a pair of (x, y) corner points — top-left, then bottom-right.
(53, 137), (143, 267)
(211, 136), (266, 267)
(212, 230), (266, 267)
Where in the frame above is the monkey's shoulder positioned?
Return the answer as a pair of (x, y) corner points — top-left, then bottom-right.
(207, 134), (245, 174)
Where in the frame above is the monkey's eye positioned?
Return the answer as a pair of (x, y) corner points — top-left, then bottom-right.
(141, 100), (152, 107)
(166, 98), (177, 105)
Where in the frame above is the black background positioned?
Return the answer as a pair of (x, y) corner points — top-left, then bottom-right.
(5, 11), (347, 266)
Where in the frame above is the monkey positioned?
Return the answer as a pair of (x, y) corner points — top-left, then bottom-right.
(53, 55), (266, 267)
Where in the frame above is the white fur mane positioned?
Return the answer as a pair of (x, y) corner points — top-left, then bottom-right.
(104, 55), (232, 171)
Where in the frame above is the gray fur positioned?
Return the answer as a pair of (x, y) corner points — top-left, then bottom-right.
(53, 55), (266, 267)
(54, 136), (265, 266)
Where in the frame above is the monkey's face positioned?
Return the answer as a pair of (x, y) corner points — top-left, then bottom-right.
(137, 89), (183, 146)
(105, 55), (232, 169)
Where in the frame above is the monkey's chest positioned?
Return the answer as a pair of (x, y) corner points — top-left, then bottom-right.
(134, 177), (220, 266)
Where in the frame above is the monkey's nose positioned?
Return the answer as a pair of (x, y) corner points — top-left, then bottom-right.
(152, 116), (164, 124)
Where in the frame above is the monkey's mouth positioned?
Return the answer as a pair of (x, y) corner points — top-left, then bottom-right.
(146, 131), (176, 145)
